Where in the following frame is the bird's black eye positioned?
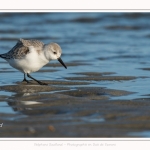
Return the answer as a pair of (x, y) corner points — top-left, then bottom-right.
(53, 52), (56, 54)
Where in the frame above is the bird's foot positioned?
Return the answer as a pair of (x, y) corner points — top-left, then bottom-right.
(22, 79), (30, 84)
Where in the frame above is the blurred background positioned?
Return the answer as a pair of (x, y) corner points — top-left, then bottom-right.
(0, 12), (150, 97)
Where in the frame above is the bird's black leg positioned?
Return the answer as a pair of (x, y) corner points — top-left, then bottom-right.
(22, 73), (30, 83)
(27, 73), (48, 85)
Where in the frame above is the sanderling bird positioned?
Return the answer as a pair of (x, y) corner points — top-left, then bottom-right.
(0, 38), (67, 85)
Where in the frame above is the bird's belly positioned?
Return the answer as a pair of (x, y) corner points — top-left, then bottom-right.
(8, 57), (48, 73)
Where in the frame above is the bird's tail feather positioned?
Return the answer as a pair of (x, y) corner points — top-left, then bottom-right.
(0, 54), (6, 59)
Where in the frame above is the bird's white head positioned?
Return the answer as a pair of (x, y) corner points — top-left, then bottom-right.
(44, 43), (62, 60)
(44, 43), (67, 69)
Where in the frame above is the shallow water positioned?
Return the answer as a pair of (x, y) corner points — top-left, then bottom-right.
(0, 13), (150, 95)
(1, 12), (150, 137)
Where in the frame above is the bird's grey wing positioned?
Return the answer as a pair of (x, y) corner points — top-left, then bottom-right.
(1, 39), (44, 59)
(4, 40), (30, 59)
(20, 38), (44, 49)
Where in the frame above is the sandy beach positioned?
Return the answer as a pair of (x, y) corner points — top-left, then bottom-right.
(0, 70), (149, 137)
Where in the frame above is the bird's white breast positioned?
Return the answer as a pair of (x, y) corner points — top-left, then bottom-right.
(7, 46), (49, 73)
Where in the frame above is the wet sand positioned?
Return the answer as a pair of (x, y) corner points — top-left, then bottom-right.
(0, 71), (149, 137)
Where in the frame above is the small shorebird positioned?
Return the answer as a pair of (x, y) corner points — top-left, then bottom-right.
(0, 38), (67, 85)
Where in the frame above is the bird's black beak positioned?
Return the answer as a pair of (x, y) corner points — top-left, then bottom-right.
(58, 57), (67, 69)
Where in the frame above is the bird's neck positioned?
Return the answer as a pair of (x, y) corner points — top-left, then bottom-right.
(43, 45), (52, 61)
(43, 44), (60, 61)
